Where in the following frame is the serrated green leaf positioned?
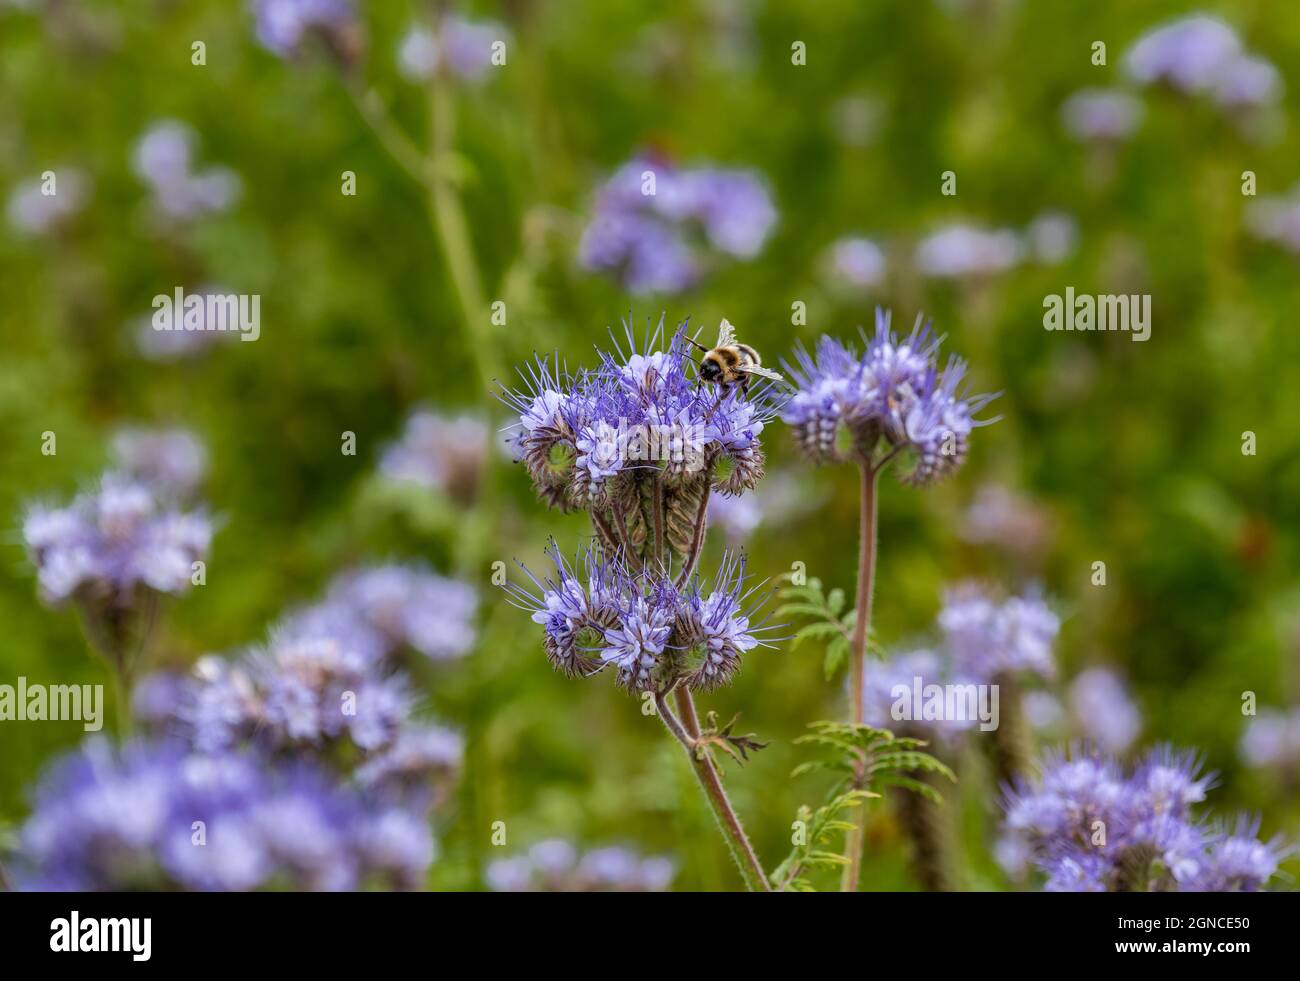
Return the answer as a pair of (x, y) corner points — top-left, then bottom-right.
(827, 588), (845, 616)
(823, 635), (849, 681)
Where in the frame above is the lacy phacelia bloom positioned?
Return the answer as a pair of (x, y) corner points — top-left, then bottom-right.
(397, 16), (508, 83)
(1061, 88), (1144, 142)
(252, 0), (360, 63)
(23, 474), (212, 607)
(913, 224), (1022, 279)
(501, 319), (779, 561)
(281, 563), (478, 664)
(380, 410), (488, 503)
(7, 169), (88, 236)
(486, 840), (675, 892)
(111, 427), (208, 499)
(1068, 667), (1141, 754)
(133, 121), (240, 222)
(938, 583), (1059, 684)
(506, 545), (772, 693)
(18, 737), (432, 891)
(1000, 746), (1288, 892)
(578, 158), (776, 294)
(861, 649), (978, 741)
(782, 309), (995, 481)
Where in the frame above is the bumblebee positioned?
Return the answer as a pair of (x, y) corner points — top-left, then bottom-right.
(687, 319), (784, 396)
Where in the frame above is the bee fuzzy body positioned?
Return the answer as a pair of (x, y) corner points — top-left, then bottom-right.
(691, 320), (782, 396)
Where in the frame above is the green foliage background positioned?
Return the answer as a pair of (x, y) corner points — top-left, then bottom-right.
(2, 0), (1298, 890)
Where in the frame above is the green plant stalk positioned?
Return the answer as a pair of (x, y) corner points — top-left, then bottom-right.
(658, 688), (771, 892)
(841, 458), (880, 892)
(427, 79), (493, 396)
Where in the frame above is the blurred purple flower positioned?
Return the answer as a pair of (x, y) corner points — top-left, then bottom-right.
(1061, 88), (1144, 142)
(1124, 15), (1240, 93)
(133, 121), (240, 222)
(19, 737), (431, 891)
(7, 169), (88, 236)
(486, 839), (675, 892)
(939, 583), (1058, 684)
(251, 0), (358, 61)
(1068, 667), (1141, 754)
(111, 426), (207, 500)
(397, 16), (509, 83)
(379, 410), (488, 503)
(824, 236), (887, 292)
(578, 158), (776, 294)
(914, 224), (1022, 279)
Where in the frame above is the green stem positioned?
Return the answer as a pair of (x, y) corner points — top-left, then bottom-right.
(842, 458), (880, 892)
(659, 688), (771, 892)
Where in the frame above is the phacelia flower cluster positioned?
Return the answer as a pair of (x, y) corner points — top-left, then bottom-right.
(1124, 15), (1281, 110)
(132, 121), (241, 223)
(397, 16), (509, 83)
(502, 319), (778, 565)
(1067, 667), (1142, 755)
(823, 236), (887, 293)
(1061, 88), (1145, 143)
(1001, 746), (1290, 892)
(506, 545), (774, 693)
(578, 158), (777, 294)
(486, 839), (675, 892)
(913, 224), (1023, 280)
(18, 737), (433, 891)
(23, 474), (212, 610)
(280, 563), (479, 664)
(380, 410), (489, 503)
(782, 309), (996, 482)
(111, 426), (208, 500)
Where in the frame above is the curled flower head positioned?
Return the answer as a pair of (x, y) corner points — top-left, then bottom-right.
(783, 310), (995, 481)
(505, 544), (775, 693)
(501, 318), (781, 563)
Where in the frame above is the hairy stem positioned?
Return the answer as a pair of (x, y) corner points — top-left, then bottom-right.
(658, 688), (771, 892)
(673, 482), (711, 589)
(842, 459), (880, 892)
(651, 474), (666, 572)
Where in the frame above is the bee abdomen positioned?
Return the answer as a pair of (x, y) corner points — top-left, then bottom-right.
(735, 343), (760, 366)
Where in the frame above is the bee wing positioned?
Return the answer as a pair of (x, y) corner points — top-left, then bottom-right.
(739, 364), (784, 382)
(716, 318), (737, 348)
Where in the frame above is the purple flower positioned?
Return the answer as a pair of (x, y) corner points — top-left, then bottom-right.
(251, 0), (358, 61)
(111, 426), (208, 500)
(502, 318), (780, 516)
(506, 544), (773, 693)
(280, 563), (478, 664)
(939, 583), (1058, 684)
(7, 169), (88, 236)
(1000, 746), (1287, 892)
(133, 121), (240, 222)
(578, 158), (776, 294)
(23, 474), (212, 606)
(824, 236), (887, 291)
(1124, 16), (1243, 94)
(914, 224), (1022, 279)
(1211, 54), (1282, 109)
(486, 839), (675, 892)
(18, 737), (432, 891)
(1068, 667), (1141, 754)
(396, 16), (508, 83)
(1061, 89), (1144, 142)
(783, 310), (996, 483)
(1240, 707), (1300, 770)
